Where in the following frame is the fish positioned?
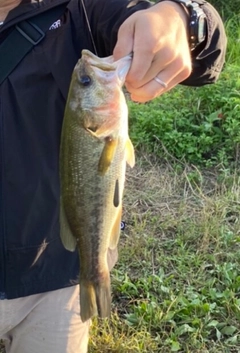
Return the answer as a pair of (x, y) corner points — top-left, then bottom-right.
(59, 49), (135, 323)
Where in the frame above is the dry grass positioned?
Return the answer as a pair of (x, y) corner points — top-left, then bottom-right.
(0, 342), (4, 353)
(1, 154), (239, 352)
(88, 154), (240, 352)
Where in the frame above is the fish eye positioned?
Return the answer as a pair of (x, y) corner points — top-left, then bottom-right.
(79, 75), (91, 87)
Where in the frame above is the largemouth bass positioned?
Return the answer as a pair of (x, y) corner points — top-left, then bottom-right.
(60, 50), (135, 323)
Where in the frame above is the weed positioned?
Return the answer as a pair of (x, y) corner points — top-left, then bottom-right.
(89, 157), (240, 352)
(128, 16), (240, 168)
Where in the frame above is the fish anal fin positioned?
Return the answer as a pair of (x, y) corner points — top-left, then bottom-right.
(109, 207), (122, 249)
(98, 138), (118, 175)
(80, 276), (111, 322)
(95, 279), (111, 319)
(126, 138), (135, 168)
(60, 198), (77, 251)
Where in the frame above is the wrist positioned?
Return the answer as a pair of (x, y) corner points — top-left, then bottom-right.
(155, 1), (189, 30)
(156, 0), (207, 51)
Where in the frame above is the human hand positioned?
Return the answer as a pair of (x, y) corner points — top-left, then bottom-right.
(113, 1), (192, 102)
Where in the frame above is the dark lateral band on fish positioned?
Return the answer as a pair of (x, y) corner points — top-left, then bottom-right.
(113, 179), (120, 207)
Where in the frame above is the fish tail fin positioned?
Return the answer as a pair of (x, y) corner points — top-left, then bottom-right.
(80, 281), (98, 323)
(80, 276), (111, 322)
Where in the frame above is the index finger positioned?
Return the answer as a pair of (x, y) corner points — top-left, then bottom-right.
(113, 16), (154, 88)
(113, 18), (134, 61)
(124, 19), (156, 87)
(127, 47), (153, 87)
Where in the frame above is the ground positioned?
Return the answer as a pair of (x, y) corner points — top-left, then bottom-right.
(1, 153), (239, 352)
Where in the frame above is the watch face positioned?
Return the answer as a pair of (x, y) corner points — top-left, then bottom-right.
(198, 15), (206, 42)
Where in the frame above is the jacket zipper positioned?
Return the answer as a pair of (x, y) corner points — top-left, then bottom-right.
(0, 92), (6, 299)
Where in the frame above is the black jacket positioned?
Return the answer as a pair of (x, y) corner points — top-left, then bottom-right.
(0, 0), (226, 299)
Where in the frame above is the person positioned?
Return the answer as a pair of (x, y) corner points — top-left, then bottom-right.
(0, 0), (226, 352)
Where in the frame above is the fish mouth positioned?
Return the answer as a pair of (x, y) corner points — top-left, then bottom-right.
(81, 50), (132, 84)
(81, 50), (115, 68)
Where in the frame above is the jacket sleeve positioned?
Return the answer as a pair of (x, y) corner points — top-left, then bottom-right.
(83, 0), (227, 86)
(181, 0), (227, 86)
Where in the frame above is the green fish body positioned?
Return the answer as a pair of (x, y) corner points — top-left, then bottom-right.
(60, 50), (135, 322)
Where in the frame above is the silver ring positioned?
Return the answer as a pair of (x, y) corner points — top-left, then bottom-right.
(154, 76), (168, 89)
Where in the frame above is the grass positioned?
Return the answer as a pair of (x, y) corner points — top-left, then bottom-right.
(127, 14), (240, 168)
(88, 157), (240, 352)
(0, 159), (239, 353)
(88, 12), (240, 353)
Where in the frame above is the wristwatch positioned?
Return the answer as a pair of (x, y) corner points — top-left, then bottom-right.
(161, 0), (207, 51)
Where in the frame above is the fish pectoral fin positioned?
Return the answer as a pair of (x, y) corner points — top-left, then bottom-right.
(109, 207), (122, 249)
(98, 138), (118, 175)
(60, 198), (77, 251)
(126, 138), (135, 168)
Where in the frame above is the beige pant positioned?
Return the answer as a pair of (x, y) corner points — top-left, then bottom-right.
(0, 286), (90, 353)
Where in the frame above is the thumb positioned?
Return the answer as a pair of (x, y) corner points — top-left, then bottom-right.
(113, 18), (135, 61)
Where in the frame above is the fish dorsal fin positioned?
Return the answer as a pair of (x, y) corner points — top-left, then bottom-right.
(109, 206), (122, 249)
(60, 197), (77, 251)
(98, 138), (118, 175)
(126, 138), (135, 168)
